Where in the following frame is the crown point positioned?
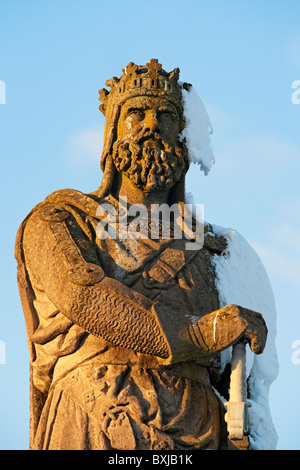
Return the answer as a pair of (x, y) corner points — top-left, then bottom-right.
(147, 59), (162, 72)
(124, 62), (138, 76)
(169, 67), (180, 81)
(105, 77), (119, 88)
(99, 88), (109, 101)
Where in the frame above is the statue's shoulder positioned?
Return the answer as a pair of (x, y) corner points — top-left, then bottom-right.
(203, 222), (227, 255)
(42, 188), (101, 215)
(15, 188), (101, 260)
(24, 188), (102, 223)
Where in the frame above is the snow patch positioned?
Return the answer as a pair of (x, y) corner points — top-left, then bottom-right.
(211, 225), (279, 450)
(181, 85), (215, 175)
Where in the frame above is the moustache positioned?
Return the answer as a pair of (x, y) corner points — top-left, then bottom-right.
(117, 131), (176, 159)
(136, 131), (161, 145)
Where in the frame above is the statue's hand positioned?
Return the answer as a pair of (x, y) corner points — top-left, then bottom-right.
(188, 304), (268, 356)
(238, 306), (268, 354)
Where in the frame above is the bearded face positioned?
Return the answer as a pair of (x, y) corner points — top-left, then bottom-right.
(113, 96), (188, 192)
(112, 132), (187, 192)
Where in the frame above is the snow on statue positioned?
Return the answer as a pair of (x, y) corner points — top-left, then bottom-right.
(183, 84), (279, 449)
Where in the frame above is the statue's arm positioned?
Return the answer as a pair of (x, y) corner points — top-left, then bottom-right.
(22, 206), (172, 359)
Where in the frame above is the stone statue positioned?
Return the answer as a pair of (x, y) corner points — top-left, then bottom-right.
(15, 59), (267, 450)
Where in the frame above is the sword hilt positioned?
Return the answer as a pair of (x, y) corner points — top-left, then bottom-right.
(225, 342), (249, 440)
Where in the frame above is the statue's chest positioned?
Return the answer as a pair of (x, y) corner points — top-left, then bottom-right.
(98, 236), (220, 318)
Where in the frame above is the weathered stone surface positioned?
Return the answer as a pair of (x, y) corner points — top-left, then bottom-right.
(15, 59), (267, 450)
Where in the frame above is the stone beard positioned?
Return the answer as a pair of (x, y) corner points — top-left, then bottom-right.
(112, 132), (187, 191)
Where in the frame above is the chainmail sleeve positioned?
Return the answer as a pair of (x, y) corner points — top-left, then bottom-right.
(22, 204), (170, 359)
(67, 285), (169, 357)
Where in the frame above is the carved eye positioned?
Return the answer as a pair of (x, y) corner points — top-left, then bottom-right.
(128, 109), (145, 121)
(158, 110), (177, 124)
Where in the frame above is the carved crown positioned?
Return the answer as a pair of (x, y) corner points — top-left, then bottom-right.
(99, 59), (187, 116)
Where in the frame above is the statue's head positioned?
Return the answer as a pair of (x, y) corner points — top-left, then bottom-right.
(98, 59), (190, 199)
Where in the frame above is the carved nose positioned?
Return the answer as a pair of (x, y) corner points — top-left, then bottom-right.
(144, 111), (159, 133)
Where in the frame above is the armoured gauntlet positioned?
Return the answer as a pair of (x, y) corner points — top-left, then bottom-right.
(186, 304), (268, 355)
(150, 302), (268, 363)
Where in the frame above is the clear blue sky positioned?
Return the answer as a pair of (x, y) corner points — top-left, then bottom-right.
(1, 0), (300, 450)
